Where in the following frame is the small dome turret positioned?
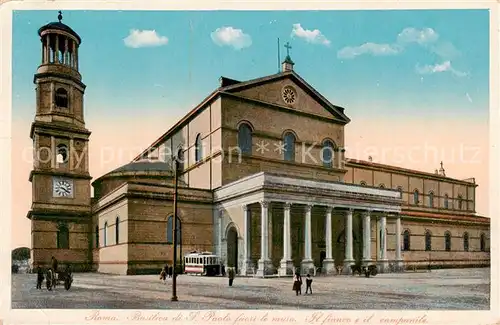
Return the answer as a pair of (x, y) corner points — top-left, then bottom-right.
(37, 11), (82, 77)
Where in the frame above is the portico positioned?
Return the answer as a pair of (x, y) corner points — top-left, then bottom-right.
(215, 172), (403, 277)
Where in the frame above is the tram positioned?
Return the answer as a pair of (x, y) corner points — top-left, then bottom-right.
(183, 251), (221, 276)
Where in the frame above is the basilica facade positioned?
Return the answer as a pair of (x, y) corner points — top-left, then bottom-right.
(28, 17), (490, 275)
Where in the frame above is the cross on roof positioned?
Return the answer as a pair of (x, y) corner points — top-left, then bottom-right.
(58, 11), (63, 23)
(284, 42), (292, 56)
(440, 161), (444, 169)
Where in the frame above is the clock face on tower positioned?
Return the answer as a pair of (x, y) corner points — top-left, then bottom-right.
(52, 177), (74, 198)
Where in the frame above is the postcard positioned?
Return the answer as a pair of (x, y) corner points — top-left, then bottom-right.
(1, 1), (498, 325)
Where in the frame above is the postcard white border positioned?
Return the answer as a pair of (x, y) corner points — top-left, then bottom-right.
(0, 1), (498, 325)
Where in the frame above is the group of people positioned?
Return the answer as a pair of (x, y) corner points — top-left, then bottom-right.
(36, 256), (59, 289)
(292, 272), (313, 295)
(160, 264), (174, 281)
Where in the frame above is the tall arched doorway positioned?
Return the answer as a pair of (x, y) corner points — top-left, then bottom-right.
(226, 226), (239, 273)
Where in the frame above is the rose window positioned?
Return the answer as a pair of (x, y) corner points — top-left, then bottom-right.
(282, 86), (297, 105)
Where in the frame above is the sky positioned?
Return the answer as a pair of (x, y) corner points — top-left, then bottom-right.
(11, 10), (490, 249)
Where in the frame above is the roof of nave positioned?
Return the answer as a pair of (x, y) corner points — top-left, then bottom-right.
(346, 158), (477, 186)
(132, 69), (350, 162)
(402, 210), (490, 224)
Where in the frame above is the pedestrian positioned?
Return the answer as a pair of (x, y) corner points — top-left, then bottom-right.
(221, 264), (226, 277)
(160, 266), (167, 282)
(292, 272), (302, 296)
(305, 274), (313, 294)
(228, 267), (235, 287)
(51, 256), (58, 273)
(168, 265), (173, 278)
(36, 266), (44, 289)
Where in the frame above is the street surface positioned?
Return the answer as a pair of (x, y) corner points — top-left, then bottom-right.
(11, 268), (490, 309)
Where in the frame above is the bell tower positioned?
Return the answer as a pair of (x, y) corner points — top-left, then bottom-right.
(27, 12), (92, 271)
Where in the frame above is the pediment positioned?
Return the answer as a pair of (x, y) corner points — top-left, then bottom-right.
(221, 72), (350, 124)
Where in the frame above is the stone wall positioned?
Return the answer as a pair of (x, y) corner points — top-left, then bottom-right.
(31, 219), (91, 271)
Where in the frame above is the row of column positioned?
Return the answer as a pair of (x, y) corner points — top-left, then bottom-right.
(41, 34), (79, 69)
(240, 201), (404, 276)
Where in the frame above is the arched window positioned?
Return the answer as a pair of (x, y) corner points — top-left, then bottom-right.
(425, 230), (432, 251)
(283, 132), (296, 162)
(176, 147), (184, 171)
(396, 186), (403, 199)
(237, 123), (252, 155)
(413, 190), (419, 205)
(444, 194), (449, 209)
(55, 88), (68, 108)
(95, 225), (99, 248)
(403, 230), (410, 251)
(458, 195), (463, 210)
(115, 216), (120, 244)
(445, 231), (451, 251)
(480, 233), (486, 252)
(166, 215), (181, 245)
(195, 134), (202, 163)
(463, 232), (469, 251)
(321, 139), (335, 168)
(379, 184), (385, 189)
(56, 144), (69, 164)
(103, 222), (108, 247)
(428, 192), (434, 208)
(360, 181), (367, 186)
(57, 223), (69, 249)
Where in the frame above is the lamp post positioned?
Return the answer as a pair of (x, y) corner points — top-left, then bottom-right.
(171, 157), (179, 302)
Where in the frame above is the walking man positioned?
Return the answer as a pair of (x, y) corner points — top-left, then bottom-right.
(51, 256), (58, 273)
(36, 266), (44, 289)
(228, 267), (235, 287)
(305, 274), (313, 294)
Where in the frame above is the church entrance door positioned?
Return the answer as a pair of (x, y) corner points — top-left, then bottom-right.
(320, 250), (326, 268)
(226, 226), (238, 274)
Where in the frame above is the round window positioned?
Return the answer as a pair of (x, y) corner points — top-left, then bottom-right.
(282, 86), (297, 105)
